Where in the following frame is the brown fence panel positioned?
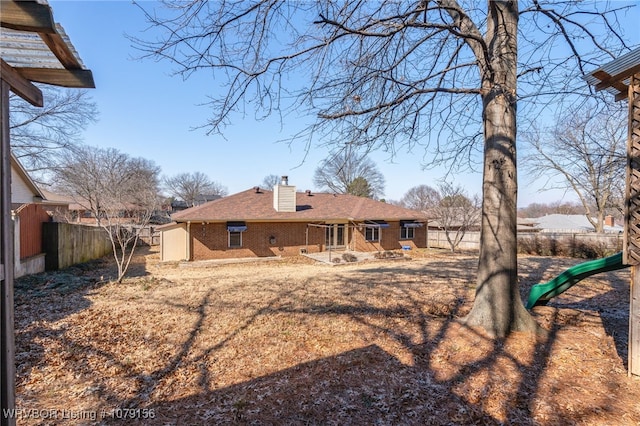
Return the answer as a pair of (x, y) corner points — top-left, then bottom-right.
(136, 225), (160, 246)
(17, 204), (50, 259)
(42, 223), (112, 270)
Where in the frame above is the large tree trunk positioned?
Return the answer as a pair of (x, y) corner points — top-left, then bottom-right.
(463, 0), (539, 337)
(596, 209), (605, 233)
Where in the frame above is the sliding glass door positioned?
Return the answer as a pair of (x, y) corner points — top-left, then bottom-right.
(325, 223), (346, 248)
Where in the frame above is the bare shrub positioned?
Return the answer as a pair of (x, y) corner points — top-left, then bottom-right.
(572, 240), (615, 259)
(341, 253), (358, 263)
(374, 251), (403, 260)
(519, 235), (617, 259)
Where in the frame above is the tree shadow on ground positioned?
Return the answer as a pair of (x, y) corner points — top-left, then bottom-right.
(539, 271), (629, 367)
(85, 260), (635, 424)
(516, 256), (565, 299)
(13, 248), (152, 393)
(518, 255), (631, 365)
(101, 245), (153, 280)
(14, 255), (638, 425)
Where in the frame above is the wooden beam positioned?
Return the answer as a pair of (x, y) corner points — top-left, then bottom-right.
(616, 91), (630, 102)
(632, 266), (640, 376)
(0, 60), (43, 107)
(630, 74), (640, 377)
(0, 0), (55, 33)
(0, 60), (42, 107)
(602, 81), (629, 96)
(597, 63), (640, 90)
(593, 70), (611, 85)
(38, 32), (83, 69)
(15, 67), (95, 89)
(593, 70), (629, 96)
(0, 79), (17, 426)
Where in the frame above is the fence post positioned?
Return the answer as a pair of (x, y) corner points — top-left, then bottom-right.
(619, 233), (623, 252)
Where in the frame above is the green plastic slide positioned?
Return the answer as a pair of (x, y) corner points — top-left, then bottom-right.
(525, 251), (629, 309)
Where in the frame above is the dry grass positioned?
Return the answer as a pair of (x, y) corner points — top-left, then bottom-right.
(13, 247), (640, 425)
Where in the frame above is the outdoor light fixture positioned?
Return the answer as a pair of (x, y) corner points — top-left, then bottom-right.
(269, 236), (276, 244)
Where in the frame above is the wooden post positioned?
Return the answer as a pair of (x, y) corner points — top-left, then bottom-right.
(632, 266), (640, 377)
(629, 73), (640, 377)
(0, 80), (16, 425)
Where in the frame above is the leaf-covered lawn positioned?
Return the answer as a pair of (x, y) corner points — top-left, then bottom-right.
(13, 248), (640, 425)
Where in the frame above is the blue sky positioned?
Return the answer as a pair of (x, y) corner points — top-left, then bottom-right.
(47, 1), (636, 206)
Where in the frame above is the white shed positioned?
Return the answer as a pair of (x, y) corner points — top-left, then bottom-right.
(159, 222), (189, 261)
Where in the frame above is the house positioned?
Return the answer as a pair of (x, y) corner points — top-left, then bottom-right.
(159, 178), (427, 261)
(54, 192), (160, 225)
(39, 189), (74, 221)
(170, 194), (223, 212)
(519, 214), (623, 234)
(10, 155), (58, 277)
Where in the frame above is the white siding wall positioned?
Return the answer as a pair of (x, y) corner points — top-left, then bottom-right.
(11, 167), (36, 204)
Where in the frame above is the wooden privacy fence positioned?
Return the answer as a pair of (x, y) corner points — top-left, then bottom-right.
(42, 223), (112, 270)
(427, 230), (481, 251)
(428, 231), (624, 257)
(136, 225), (160, 246)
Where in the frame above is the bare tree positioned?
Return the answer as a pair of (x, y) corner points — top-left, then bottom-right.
(432, 183), (481, 253)
(524, 101), (626, 232)
(55, 146), (161, 283)
(261, 174), (281, 189)
(133, 0), (631, 336)
(313, 148), (385, 199)
(9, 86), (97, 179)
(518, 201), (585, 218)
(402, 183), (480, 252)
(400, 185), (441, 212)
(164, 172), (228, 207)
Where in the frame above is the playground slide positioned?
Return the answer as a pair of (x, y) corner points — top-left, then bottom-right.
(525, 251), (629, 309)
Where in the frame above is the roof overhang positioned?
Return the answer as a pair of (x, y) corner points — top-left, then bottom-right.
(584, 47), (640, 102)
(173, 218), (425, 224)
(1, 0), (95, 106)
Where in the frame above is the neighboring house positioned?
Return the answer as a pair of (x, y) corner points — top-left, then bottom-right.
(171, 194), (223, 212)
(38, 190), (93, 223)
(10, 155), (52, 277)
(40, 189), (73, 221)
(519, 214), (623, 234)
(59, 194), (156, 225)
(160, 178), (426, 261)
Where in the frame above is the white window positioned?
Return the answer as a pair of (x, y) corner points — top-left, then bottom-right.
(227, 222), (247, 248)
(400, 226), (414, 239)
(228, 231), (242, 248)
(365, 226), (380, 241)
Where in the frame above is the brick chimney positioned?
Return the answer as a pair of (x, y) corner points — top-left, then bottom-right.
(605, 215), (614, 227)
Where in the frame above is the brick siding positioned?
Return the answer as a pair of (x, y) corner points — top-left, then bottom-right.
(191, 222), (325, 260)
(190, 221), (426, 260)
(352, 222), (426, 252)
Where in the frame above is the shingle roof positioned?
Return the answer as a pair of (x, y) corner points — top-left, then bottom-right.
(524, 214), (623, 233)
(171, 188), (425, 222)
